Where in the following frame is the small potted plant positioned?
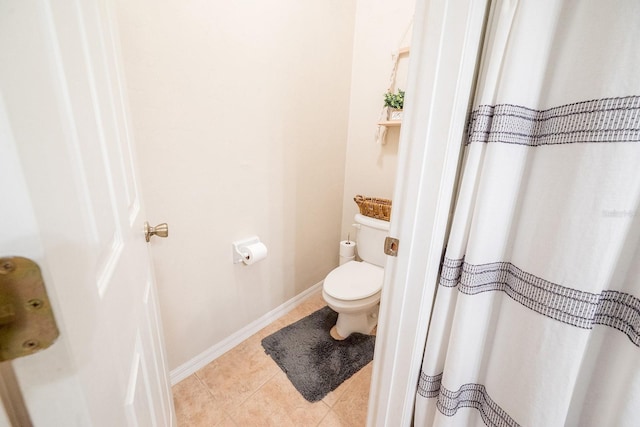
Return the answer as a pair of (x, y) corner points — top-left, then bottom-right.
(384, 89), (405, 121)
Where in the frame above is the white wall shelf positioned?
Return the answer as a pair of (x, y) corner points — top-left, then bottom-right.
(377, 47), (409, 131)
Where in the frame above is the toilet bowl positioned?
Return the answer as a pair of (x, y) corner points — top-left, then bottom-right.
(323, 261), (382, 338)
(322, 214), (389, 339)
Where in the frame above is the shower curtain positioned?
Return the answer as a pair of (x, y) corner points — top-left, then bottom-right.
(413, 1), (640, 426)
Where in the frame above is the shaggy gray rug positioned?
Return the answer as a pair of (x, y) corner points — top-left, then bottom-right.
(261, 306), (376, 402)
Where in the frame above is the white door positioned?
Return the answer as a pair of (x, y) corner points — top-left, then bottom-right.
(0, 0), (175, 425)
(367, 0), (488, 424)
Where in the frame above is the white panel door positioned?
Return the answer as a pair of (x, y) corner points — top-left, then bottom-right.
(0, 0), (175, 425)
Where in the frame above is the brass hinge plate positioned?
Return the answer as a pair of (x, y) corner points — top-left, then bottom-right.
(0, 257), (59, 361)
(384, 237), (399, 257)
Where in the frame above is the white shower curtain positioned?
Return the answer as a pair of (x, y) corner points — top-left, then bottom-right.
(413, 1), (640, 426)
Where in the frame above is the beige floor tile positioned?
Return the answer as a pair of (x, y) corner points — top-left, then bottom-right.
(321, 368), (358, 408)
(253, 316), (291, 339)
(230, 371), (331, 426)
(332, 362), (373, 427)
(172, 374), (227, 427)
(318, 410), (353, 427)
(279, 292), (326, 324)
(215, 415), (238, 427)
(196, 341), (280, 412)
(178, 290), (374, 426)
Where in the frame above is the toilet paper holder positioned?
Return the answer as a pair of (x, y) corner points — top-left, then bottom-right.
(232, 236), (261, 264)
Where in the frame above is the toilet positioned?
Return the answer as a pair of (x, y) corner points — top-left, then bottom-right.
(322, 213), (389, 339)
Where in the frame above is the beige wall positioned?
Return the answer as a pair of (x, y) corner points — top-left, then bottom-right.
(340, 0), (414, 239)
(115, 0), (356, 369)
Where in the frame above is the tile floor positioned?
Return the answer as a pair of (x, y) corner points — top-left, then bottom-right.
(172, 290), (374, 426)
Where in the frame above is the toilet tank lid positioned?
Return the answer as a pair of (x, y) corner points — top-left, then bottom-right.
(324, 261), (383, 301)
(355, 214), (390, 231)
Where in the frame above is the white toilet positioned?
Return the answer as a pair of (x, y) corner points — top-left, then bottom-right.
(322, 214), (389, 339)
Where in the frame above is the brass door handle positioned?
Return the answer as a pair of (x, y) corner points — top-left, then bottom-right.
(144, 222), (169, 242)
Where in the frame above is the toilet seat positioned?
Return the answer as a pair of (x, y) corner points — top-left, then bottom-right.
(323, 261), (383, 301)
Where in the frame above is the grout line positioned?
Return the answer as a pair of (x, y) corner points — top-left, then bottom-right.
(317, 408), (352, 427)
(231, 368), (281, 413)
(217, 411), (238, 427)
(193, 372), (218, 401)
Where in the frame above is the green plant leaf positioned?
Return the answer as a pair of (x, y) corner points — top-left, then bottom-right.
(383, 89), (404, 109)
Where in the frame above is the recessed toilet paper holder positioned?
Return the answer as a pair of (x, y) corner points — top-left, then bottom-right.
(232, 236), (260, 264)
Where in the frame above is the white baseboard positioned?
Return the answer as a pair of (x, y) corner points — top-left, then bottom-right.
(169, 281), (324, 385)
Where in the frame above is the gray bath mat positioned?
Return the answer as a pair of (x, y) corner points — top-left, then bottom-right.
(261, 306), (376, 402)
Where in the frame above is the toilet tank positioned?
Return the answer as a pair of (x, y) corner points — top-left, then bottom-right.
(355, 214), (390, 267)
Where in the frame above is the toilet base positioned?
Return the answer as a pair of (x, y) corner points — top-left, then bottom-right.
(330, 326), (345, 340)
(334, 304), (379, 338)
(322, 289), (381, 339)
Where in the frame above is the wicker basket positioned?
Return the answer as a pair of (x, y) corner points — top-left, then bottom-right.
(353, 195), (392, 222)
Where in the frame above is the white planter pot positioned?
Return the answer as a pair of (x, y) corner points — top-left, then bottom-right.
(388, 109), (404, 121)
